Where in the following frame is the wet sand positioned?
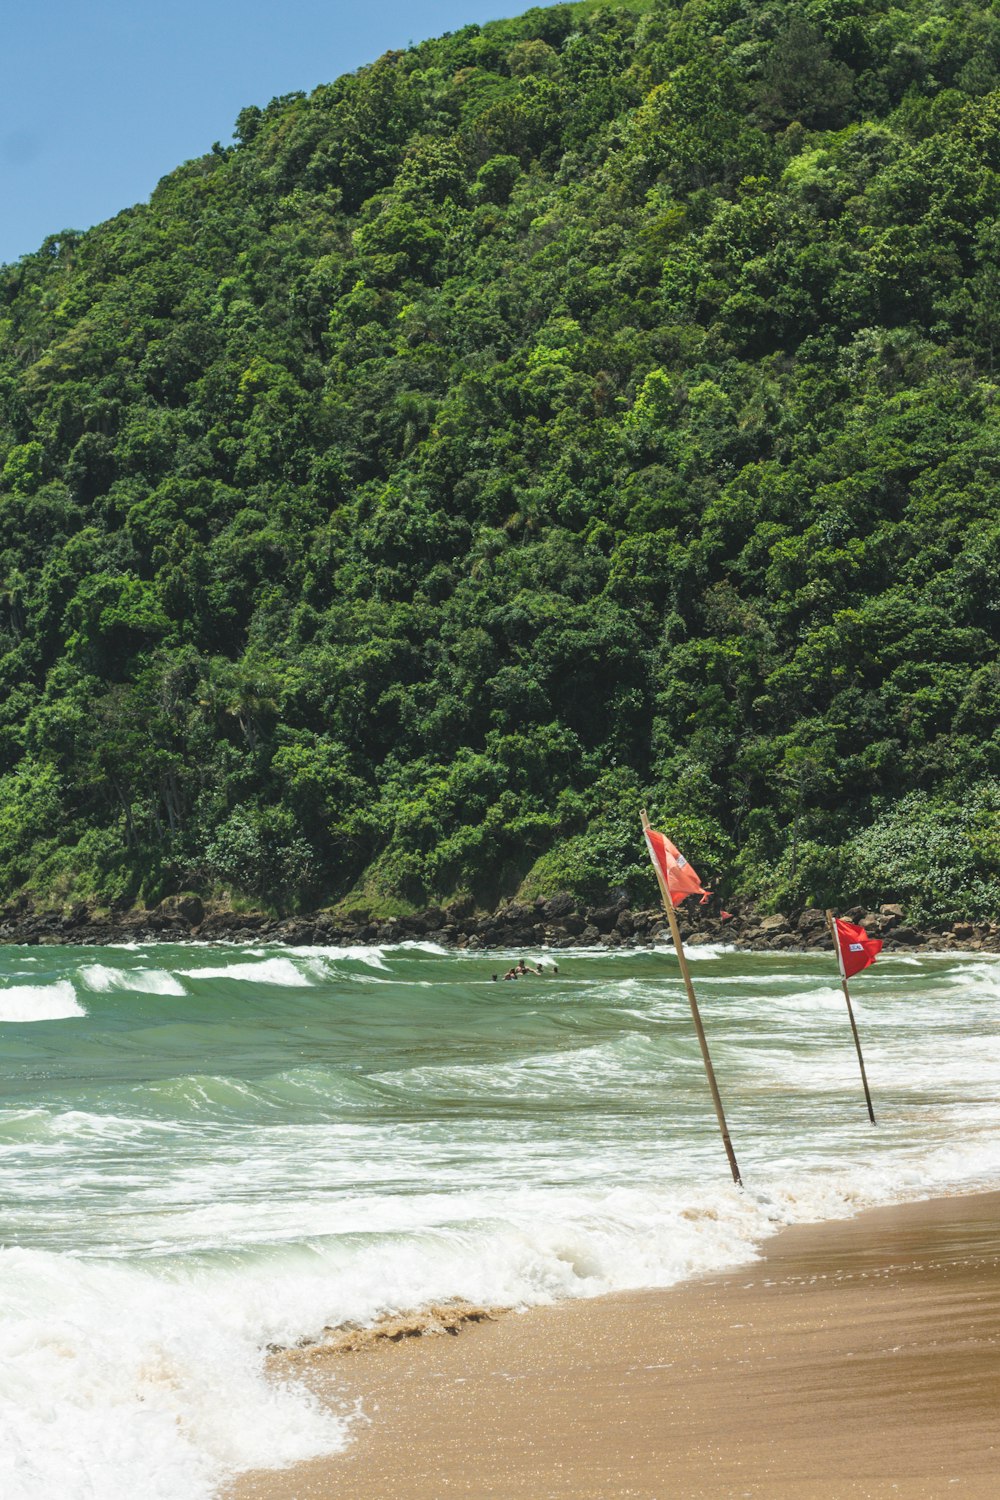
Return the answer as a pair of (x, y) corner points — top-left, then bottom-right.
(227, 1191), (1000, 1499)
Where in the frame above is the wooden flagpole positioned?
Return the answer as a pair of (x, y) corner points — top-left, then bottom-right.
(641, 810), (742, 1187)
(825, 909), (876, 1125)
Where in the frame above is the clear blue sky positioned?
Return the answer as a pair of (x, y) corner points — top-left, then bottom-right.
(0, 0), (528, 266)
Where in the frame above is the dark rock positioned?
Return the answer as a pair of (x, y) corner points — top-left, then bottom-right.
(419, 928), (445, 944)
(542, 892), (576, 920)
(558, 914), (586, 936)
(195, 913), (227, 935)
(758, 914), (787, 933)
(586, 900), (626, 933)
(159, 894), (204, 927)
(411, 907), (446, 933)
(0, 893), (955, 957)
(146, 911), (184, 934)
(499, 902), (534, 926)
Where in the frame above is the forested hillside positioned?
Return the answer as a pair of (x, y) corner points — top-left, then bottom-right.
(1, 0), (998, 921)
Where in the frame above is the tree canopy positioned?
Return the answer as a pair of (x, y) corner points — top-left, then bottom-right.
(1, 0), (999, 920)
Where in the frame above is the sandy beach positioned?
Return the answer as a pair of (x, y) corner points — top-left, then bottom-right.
(227, 1191), (1000, 1499)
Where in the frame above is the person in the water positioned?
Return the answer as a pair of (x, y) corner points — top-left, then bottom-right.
(498, 961), (558, 978)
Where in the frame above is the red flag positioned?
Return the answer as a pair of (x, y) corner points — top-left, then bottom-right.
(833, 918), (882, 980)
(644, 827), (711, 906)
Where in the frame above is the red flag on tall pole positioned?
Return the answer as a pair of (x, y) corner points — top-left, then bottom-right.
(826, 910), (878, 1125)
(642, 813), (742, 1187)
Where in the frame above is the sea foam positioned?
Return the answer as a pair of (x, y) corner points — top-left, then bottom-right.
(0, 1247), (346, 1500)
(287, 944), (391, 970)
(179, 957), (313, 987)
(0, 980), (84, 1024)
(79, 965), (186, 996)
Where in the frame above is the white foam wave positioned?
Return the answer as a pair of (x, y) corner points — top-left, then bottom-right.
(379, 1031), (677, 1102)
(762, 985), (848, 1013)
(180, 958), (312, 987)
(0, 1109), (179, 1146)
(0, 1247), (344, 1500)
(642, 941), (739, 961)
(944, 963), (1000, 1001)
(69, 1158), (997, 1348)
(681, 941), (737, 959)
(79, 965), (186, 996)
(0, 981), (84, 1024)
(286, 944), (390, 970)
(1, 1184), (776, 1500)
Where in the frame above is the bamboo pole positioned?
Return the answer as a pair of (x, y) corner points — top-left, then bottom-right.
(641, 810), (742, 1187)
(825, 909), (876, 1125)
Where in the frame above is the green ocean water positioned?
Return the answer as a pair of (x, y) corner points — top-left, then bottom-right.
(2, 938), (999, 1499)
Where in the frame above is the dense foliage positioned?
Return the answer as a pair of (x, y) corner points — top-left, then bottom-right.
(1, 0), (999, 919)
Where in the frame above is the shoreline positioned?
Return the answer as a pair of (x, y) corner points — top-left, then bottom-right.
(225, 1188), (1000, 1499)
(1, 894), (998, 955)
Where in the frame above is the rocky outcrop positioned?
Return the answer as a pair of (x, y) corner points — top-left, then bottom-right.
(0, 894), (996, 953)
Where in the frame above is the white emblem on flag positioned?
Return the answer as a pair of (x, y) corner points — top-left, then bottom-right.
(848, 942), (863, 951)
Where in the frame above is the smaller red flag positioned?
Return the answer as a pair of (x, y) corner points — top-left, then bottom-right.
(644, 827), (711, 906)
(833, 918), (882, 980)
